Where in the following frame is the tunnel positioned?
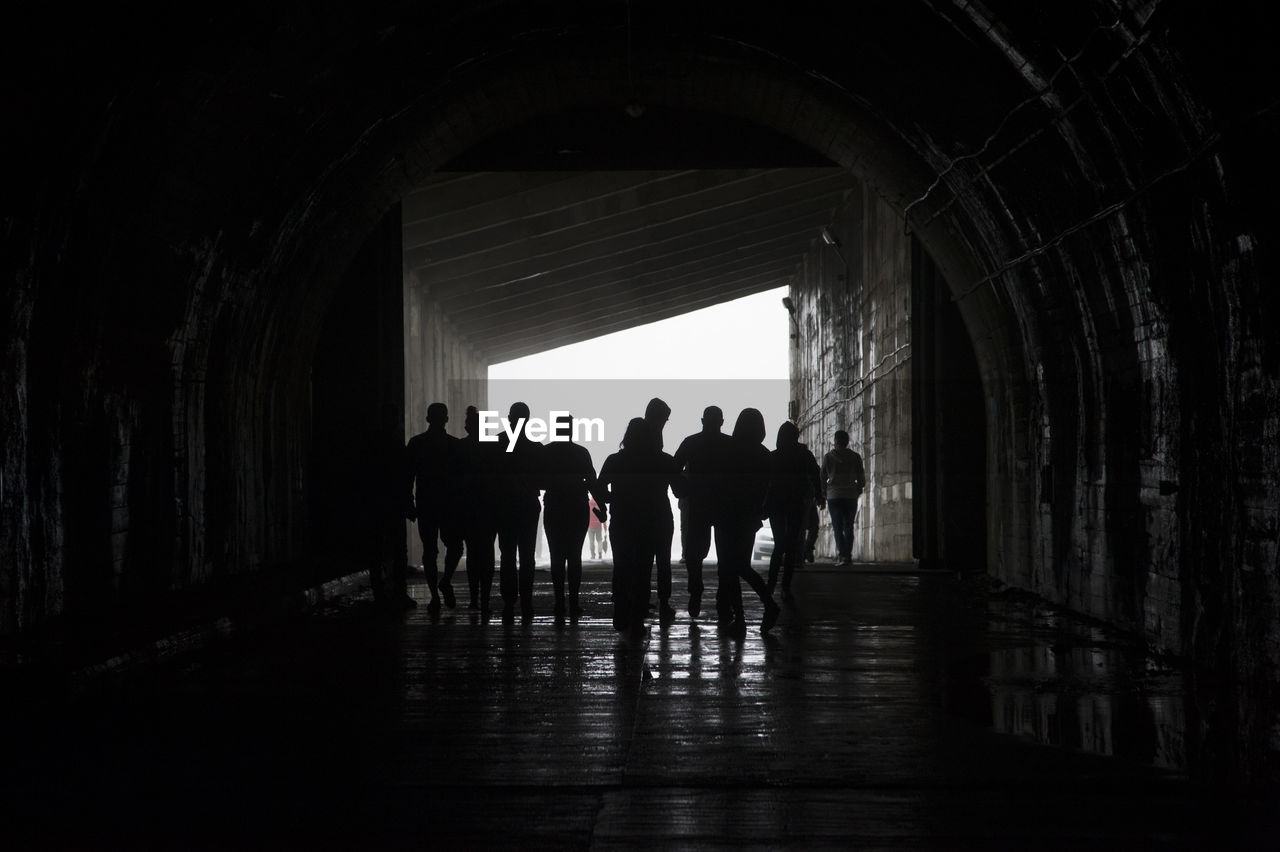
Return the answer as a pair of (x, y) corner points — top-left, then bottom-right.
(4, 1), (1279, 846)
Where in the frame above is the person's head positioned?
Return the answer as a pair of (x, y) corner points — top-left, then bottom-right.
(464, 405), (479, 436)
(834, 429), (849, 449)
(553, 412), (574, 442)
(644, 397), (671, 430)
(701, 405), (724, 432)
(775, 420), (800, 448)
(732, 408), (766, 445)
(620, 417), (654, 453)
(426, 402), (448, 426)
(508, 401), (531, 430)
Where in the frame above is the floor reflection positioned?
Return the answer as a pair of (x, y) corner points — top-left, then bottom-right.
(969, 597), (1189, 772)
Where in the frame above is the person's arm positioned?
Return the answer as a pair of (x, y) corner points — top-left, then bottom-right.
(820, 452), (833, 500)
(853, 452), (866, 492)
(582, 448), (608, 521)
(596, 456), (615, 504)
(673, 435), (691, 472)
(666, 454), (689, 500)
(807, 452), (825, 508)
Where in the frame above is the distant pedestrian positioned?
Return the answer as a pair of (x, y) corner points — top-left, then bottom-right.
(822, 429), (865, 566)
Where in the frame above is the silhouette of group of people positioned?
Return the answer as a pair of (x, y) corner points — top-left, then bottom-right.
(401, 397), (865, 640)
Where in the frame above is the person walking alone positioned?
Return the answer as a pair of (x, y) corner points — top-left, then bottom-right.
(822, 429), (865, 566)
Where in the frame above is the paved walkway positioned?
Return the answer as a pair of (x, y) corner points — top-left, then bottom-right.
(3, 563), (1271, 849)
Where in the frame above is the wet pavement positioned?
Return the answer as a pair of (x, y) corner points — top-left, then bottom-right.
(3, 562), (1274, 849)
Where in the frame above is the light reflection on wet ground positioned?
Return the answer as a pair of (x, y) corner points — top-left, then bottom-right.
(3, 561), (1273, 848)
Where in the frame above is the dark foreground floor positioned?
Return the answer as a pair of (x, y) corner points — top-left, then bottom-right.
(3, 562), (1276, 849)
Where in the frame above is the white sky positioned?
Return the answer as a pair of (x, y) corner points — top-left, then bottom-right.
(488, 286), (791, 381)
(488, 286), (792, 470)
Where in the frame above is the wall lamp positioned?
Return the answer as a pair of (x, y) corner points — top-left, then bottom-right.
(781, 295), (799, 343)
(820, 225), (848, 283)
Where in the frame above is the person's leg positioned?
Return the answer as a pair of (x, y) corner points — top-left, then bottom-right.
(837, 499), (856, 561)
(544, 504), (569, 614)
(610, 525), (632, 632)
(766, 512), (786, 591)
(655, 513), (675, 621)
(827, 499), (850, 563)
(438, 517), (464, 608)
(714, 525), (743, 628)
(497, 514), (519, 617)
(803, 506), (819, 563)
(478, 520), (497, 615)
(780, 505), (805, 591)
(631, 535), (654, 635)
(518, 502), (539, 618)
(462, 520), (482, 609)
(684, 513), (711, 616)
(566, 513), (589, 616)
(418, 515), (442, 612)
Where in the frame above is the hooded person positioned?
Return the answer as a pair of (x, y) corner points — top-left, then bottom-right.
(764, 421), (822, 596)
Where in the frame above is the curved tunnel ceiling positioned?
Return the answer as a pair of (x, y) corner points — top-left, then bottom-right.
(405, 167), (860, 363)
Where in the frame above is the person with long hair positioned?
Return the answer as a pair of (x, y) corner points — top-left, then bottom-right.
(710, 408), (781, 638)
(597, 418), (684, 641)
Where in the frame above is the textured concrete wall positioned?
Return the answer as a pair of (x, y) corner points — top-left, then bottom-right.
(403, 280), (487, 568)
(790, 185), (914, 562)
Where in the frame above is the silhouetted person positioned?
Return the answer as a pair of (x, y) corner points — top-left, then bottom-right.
(369, 404), (416, 610)
(542, 412), (607, 619)
(765, 421), (822, 597)
(823, 429), (866, 566)
(673, 405), (732, 619)
(710, 408), (780, 638)
(643, 397), (678, 621)
(495, 401), (544, 621)
(405, 402), (463, 614)
(458, 405), (499, 614)
(598, 418), (685, 641)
